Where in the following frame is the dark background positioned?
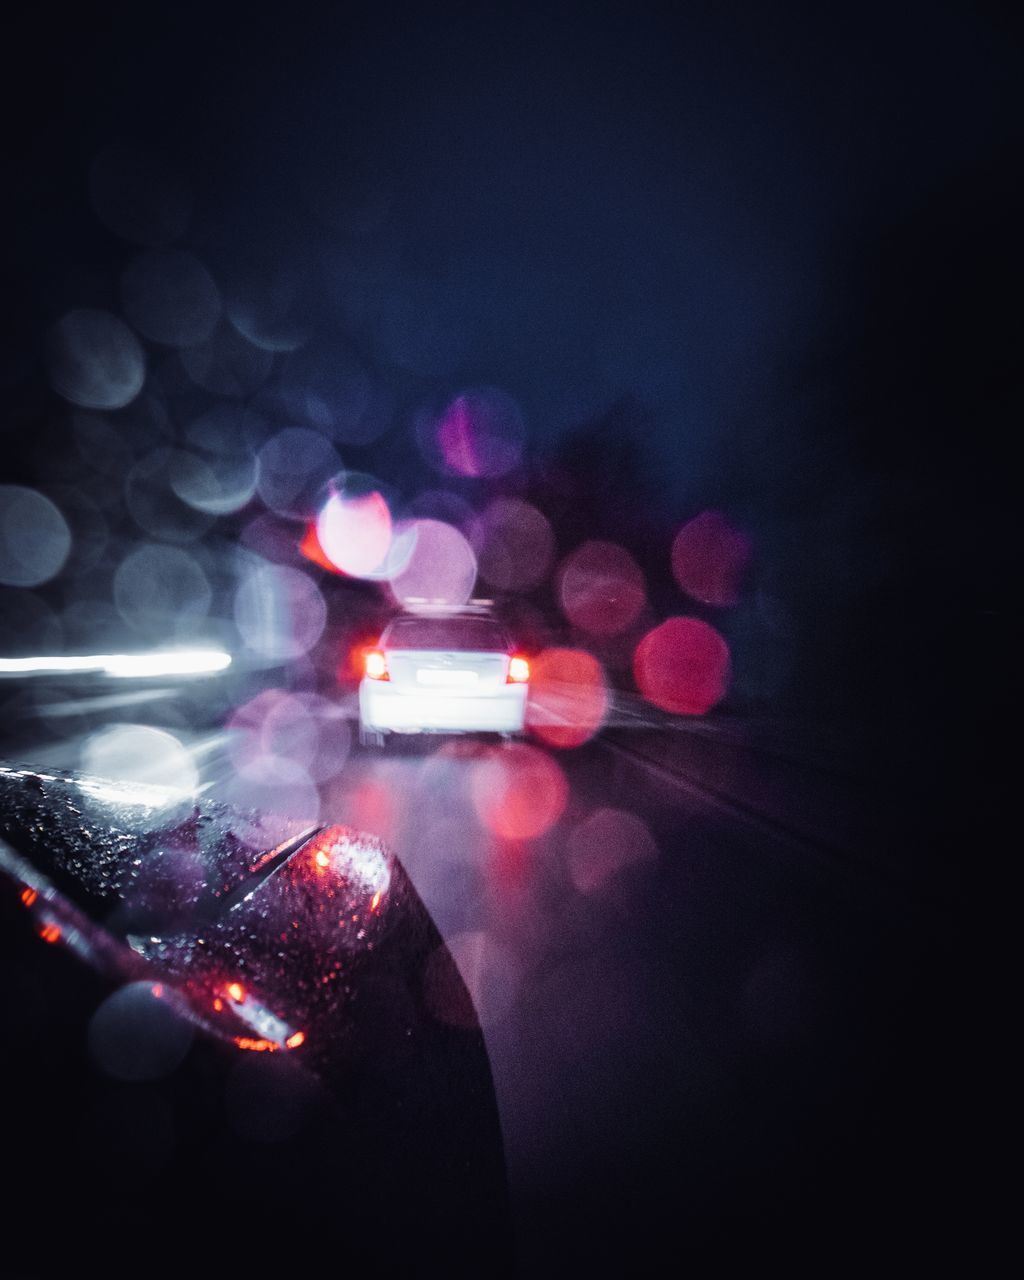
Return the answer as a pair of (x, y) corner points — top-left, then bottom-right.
(1, 0), (1018, 1270)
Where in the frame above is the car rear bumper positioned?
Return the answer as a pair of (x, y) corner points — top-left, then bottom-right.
(359, 680), (527, 733)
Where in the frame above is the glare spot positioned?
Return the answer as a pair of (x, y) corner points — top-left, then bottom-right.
(180, 322), (273, 396)
(471, 743), (568, 840)
(121, 250), (221, 347)
(316, 487), (392, 577)
(526, 647), (608, 748)
(633, 616), (730, 715)
(558, 541), (646, 635)
(89, 144), (192, 246)
(114, 543), (211, 639)
(81, 724), (198, 797)
(46, 309), (145, 410)
(0, 487), (71, 586)
(256, 428), (341, 518)
(478, 498), (554, 592)
(567, 808), (658, 895)
(234, 564), (326, 661)
(428, 388), (525, 478)
(671, 511), (752, 606)
(388, 518), (477, 606)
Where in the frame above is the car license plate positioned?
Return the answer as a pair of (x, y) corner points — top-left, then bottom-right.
(416, 669), (478, 686)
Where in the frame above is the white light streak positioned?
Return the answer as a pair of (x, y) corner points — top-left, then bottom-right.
(0, 649), (232, 678)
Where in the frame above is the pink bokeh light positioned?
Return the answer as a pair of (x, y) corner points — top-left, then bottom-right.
(434, 388), (525, 478)
(526, 647), (609, 749)
(558, 540), (646, 635)
(388, 518), (477, 605)
(633, 616), (730, 715)
(471, 743), (568, 841)
(671, 510), (751, 606)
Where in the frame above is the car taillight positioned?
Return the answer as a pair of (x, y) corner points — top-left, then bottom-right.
(364, 649), (389, 680)
(507, 655), (530, 683)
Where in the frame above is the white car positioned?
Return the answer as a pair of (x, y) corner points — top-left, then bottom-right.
(358, 609), (529, 745)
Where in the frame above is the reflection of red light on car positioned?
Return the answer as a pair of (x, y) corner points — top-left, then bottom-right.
(285, 1030), (306, 1049)
(226, 982), (245, 1002)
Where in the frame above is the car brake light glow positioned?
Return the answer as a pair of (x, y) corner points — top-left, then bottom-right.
(507, 655), (530, 683)
(364, 649), (389, 680)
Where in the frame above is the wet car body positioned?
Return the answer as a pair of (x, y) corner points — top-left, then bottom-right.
(0, 762), (513, 1275)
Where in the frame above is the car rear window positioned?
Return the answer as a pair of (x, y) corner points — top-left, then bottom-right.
(382, 616), (511, 651)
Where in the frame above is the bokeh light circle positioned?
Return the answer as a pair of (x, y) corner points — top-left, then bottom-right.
(432, 388), (525, 478)
(121, 250), (221, 347)
(125, 448), (217, 542)
(526, 647), (609, 749)
(227, 689), (350, 783)
(567, 808), (658, 895)
(114, 543), (212, 639)
(633, 616), (730, 715)
(225, 266), (313, 353)
(477, 498), (554, 593)
(558, 540), (646, 635)
(180, 323), (273, 396)
(88, 982), (193, 1082)
(221, 755), (321, 850)
(81, 724), (198, 796)
(471, 743), (568, 841)
(426, 931), (521, 1029)
(256, 428), (341, 519)
(0, 486), (71, 586)
(388, 518), (477, 606)
(316, 488), (392, 577)
(671, 510), (751, 606)
(234, 564), (327, 661)
(46, 309), (145, 410)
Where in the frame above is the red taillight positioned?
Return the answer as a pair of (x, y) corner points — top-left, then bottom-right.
(364, 649), (389, 681)
(507, 655), (530, 683)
